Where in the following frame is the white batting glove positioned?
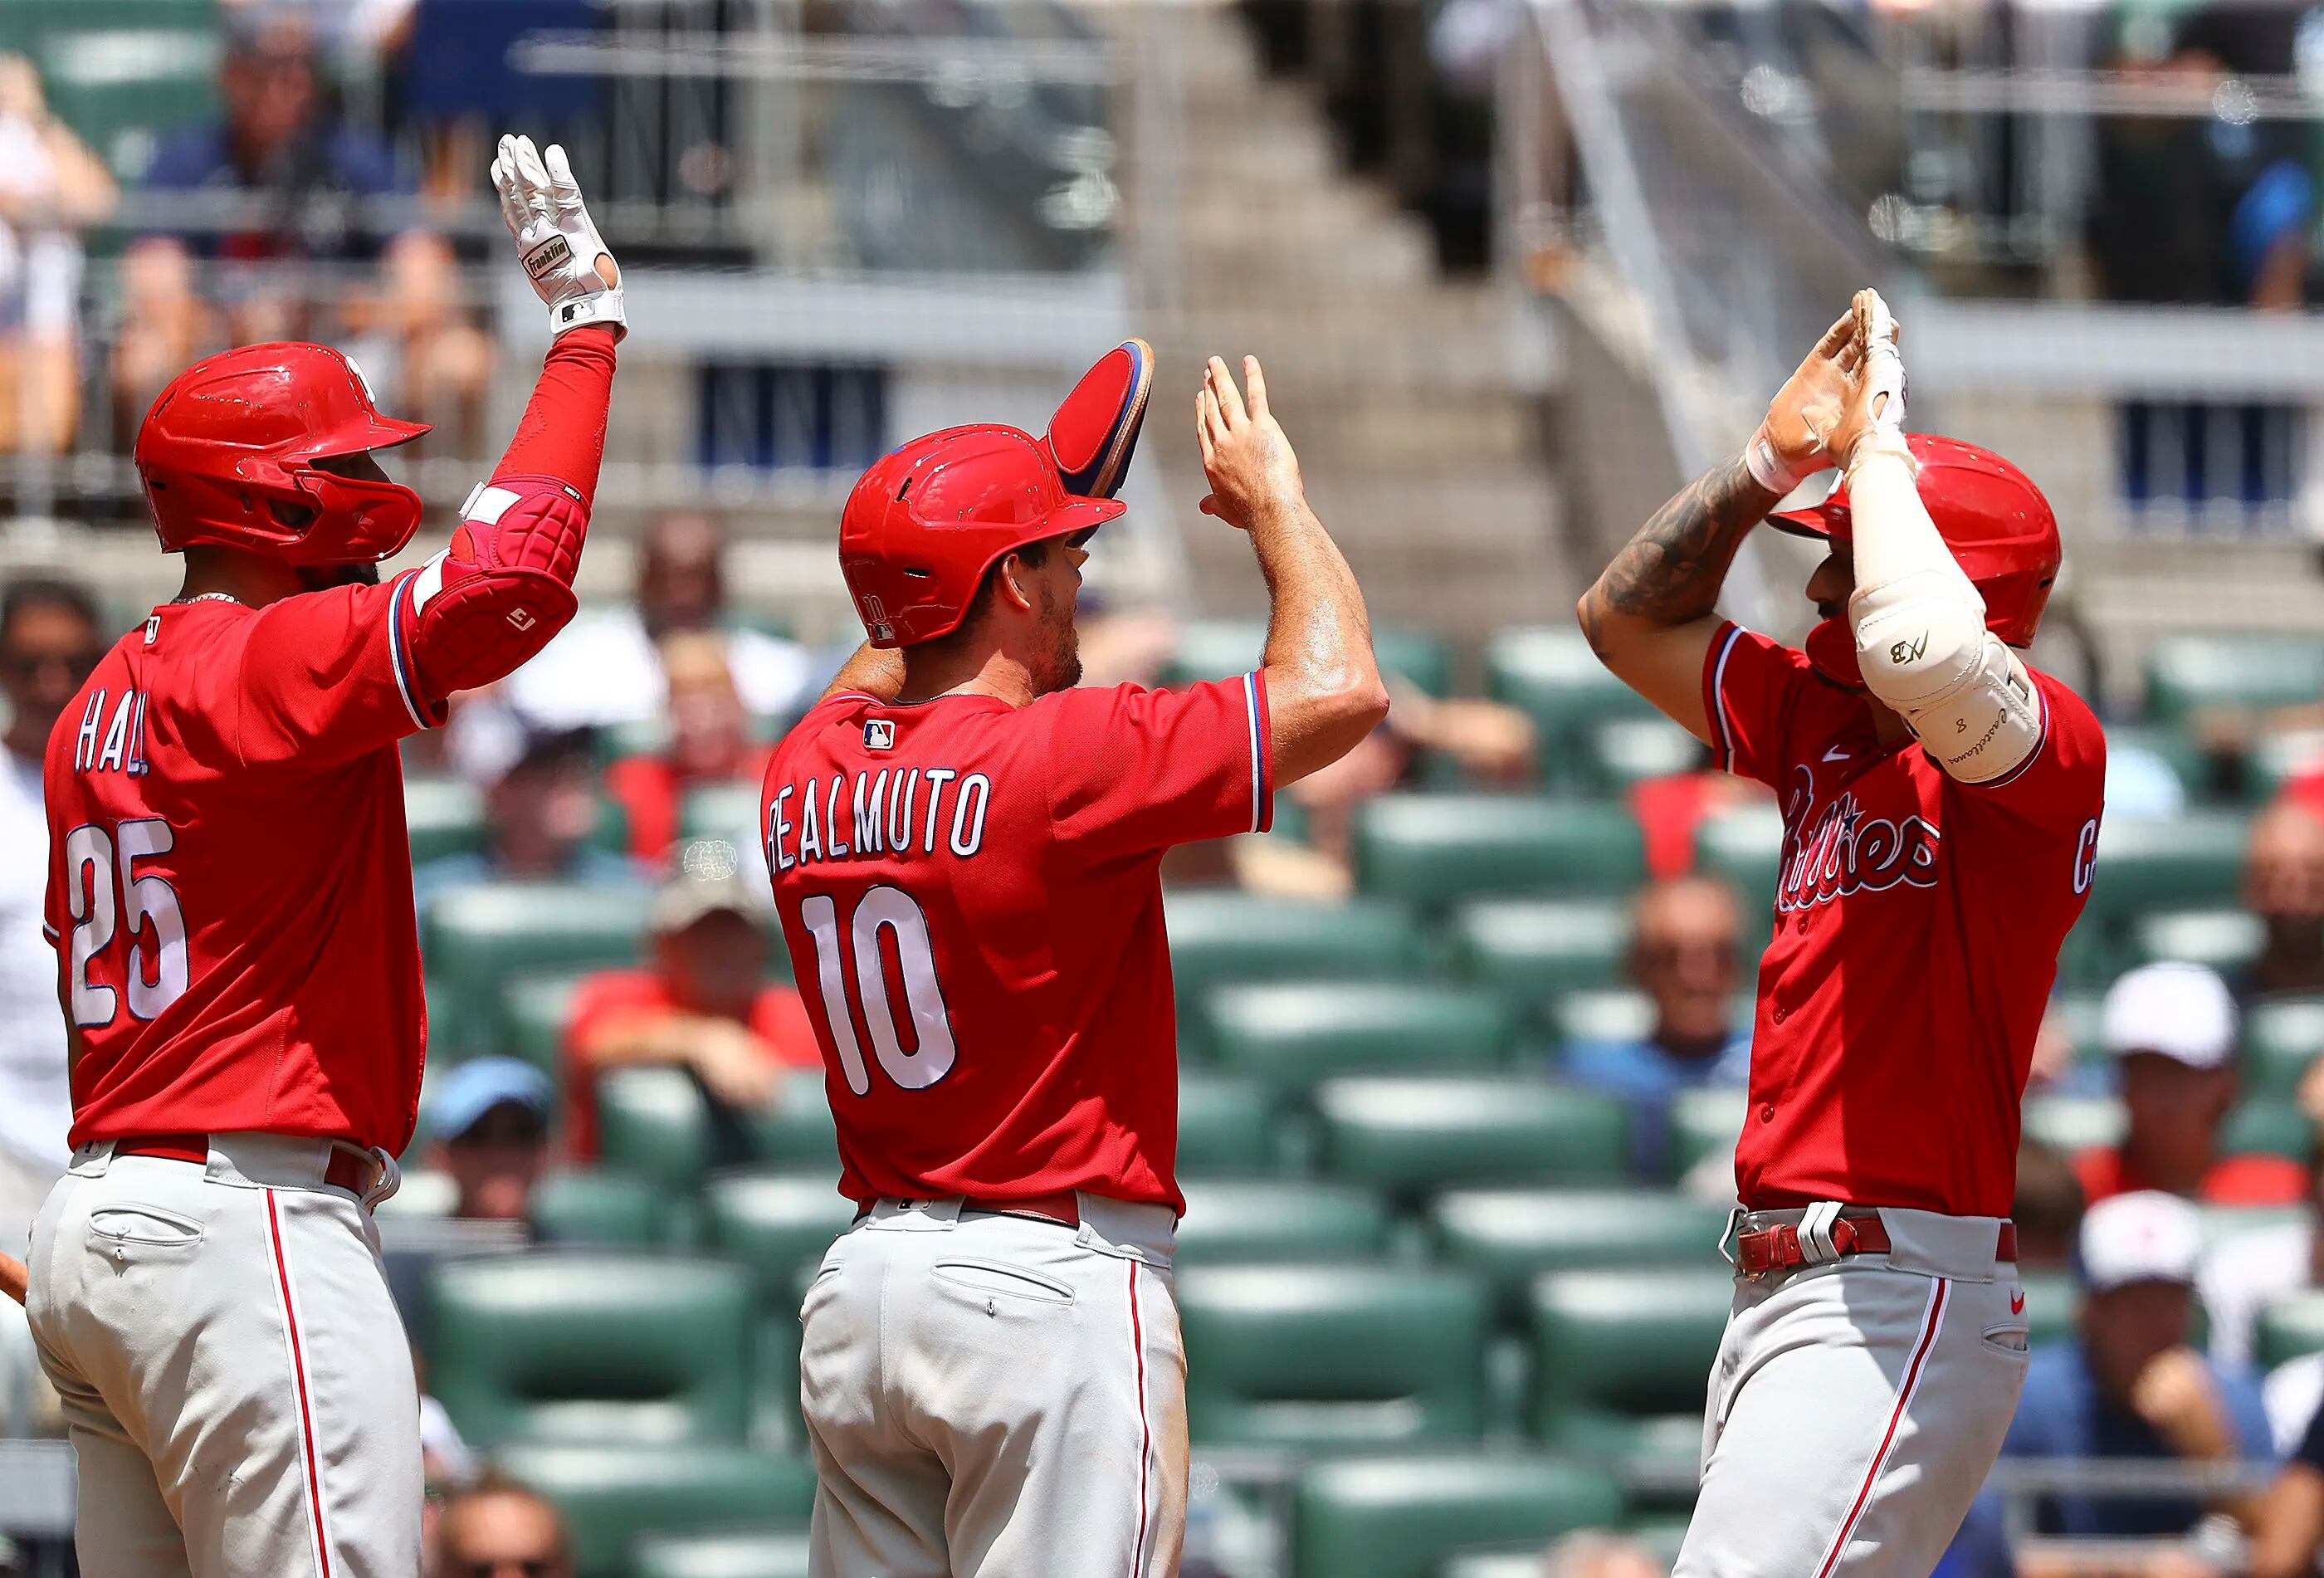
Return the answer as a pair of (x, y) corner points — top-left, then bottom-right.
(1842, 287), (1911, 476)
(493, 133), (625, 341)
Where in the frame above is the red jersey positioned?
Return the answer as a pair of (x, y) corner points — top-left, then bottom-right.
(1704, 622), (2107, 1218)
(2073, 1146), (2308, 1208)
(762, 674), (1272, 1211)
(560, 968), (820, 1158)
(44, 579), (442, 1153)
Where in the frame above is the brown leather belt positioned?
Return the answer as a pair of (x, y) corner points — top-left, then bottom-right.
(1736, 1211), (2017, 1279)
(858, 1190), (1082, 1228)
(113, 1133), (374, 1196)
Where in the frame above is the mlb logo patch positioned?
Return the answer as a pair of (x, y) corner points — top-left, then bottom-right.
(865, 719), (896, 751)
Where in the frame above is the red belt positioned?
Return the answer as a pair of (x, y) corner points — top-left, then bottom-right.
(859, 1190), (1083, 1228)
(113, 1134), (375, 1196)
(1736, 1213), (2017, 1278)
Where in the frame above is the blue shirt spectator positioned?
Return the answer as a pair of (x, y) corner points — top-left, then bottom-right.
(1930, 1491), (2015, 1578)
(141, 15), (406, 261)
(2001, 1191), (2278, 1538)
(413, 725), (647, 922)
(1557, 874), (1749, 1178)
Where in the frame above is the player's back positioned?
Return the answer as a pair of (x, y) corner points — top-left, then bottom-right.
(765, 674), (1269, 1213)
(43, 588), (433, 1154)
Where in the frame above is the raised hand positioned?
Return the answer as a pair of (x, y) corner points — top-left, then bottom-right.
(492, 133), (625, 340)
(1195, 355), (1305, 532)
(1824, 287), (1910, 475)
(1745, 307), (1864, 492)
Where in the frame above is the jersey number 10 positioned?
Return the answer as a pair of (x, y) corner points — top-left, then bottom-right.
(63, 818), (190, 1029)
(798, 885), (958, 1097)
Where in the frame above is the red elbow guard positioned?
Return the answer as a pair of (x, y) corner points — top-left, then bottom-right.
(403, 475), (588, 701)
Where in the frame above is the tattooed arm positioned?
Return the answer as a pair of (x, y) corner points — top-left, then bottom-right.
(1575, 457), (1780, 742)
(1577, 303), (1867, 740)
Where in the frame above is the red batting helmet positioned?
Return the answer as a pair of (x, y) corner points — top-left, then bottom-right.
(135, 342), (432, 565)
(840, 425), (1121, 648)
(1769, 432), (2060, 686)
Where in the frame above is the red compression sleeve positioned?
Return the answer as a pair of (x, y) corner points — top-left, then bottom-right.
(496, 325), (618, 505)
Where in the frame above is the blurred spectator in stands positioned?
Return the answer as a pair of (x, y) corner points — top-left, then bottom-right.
(1233, 685), (1535, 898)
(423, 1057), (554, 1226)
(2074, 962), (2305, 1206)
(1559, 876), (1749, 1178)
(1540, 1529), (1663, 1578)
(433, 1472), (574, 1578)
(603, 632), (775, 867)
(562, 842), (818, 1161)
(2016, 1137), (2088, 1272)
(0, 55), (115, 457)
(1933, 1491), (2017, 1578)
(2248, 795), (2324, 999)
(113, 11), (488, 443)
(413, 725), (643, 916)
(2248, 1387), (2324, 1578)
(2004, 1191), (2274, 1538)
(508, 511), (815, 735)
(0, 581), (99, 1245)
(2203, 1145), (2324, 1375)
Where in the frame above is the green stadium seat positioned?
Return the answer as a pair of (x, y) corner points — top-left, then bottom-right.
(2258, 1292), (2324, 1369)
(2082, 814), (2250, 936)
(496, 1444), (813, 1578)
(531, 1169), (678, 1248)
(2145, 636), (2324, 725)
(504, 973), (587, 1081)
(1528, 1268), (1731, 1453)
(594, 1067), (837, 1192)
(2245, 997), (2324, 1099)
(1291, 1453), (1623, 1578)
(633, 1528), (812, 1578)
(1195, 983), (1515, 1099)
(2021, 1096), (2124, 1155)
(21, 0), (222, 185)
(1550, 989), (1651, 1048)
(1175, 1179), (1391, 1265)
(1164, 891), (1427, 1004)
(425, 885), (648, 1049)
(1693, 805), (1785, 927)
(1668, 1087), (1746, 1178)
(405, 776), (486, 864)
(2129, 909), (2263, 977)
(701, 1171), (855, 1303)
(1313, 1076), (1630, 1194)
(681, 782), (766, 847)
(2201, 1204), (2307, 1248)
(1354, 796), (1647, 907)
(2225, 1100), (2312, 1163)
(1588, 716), (1706, 794)
(1486, 626), (1659, 785)
(2104, 724), (2206, 804)
(1177, 1264), (1488, 1449)
(1165, 618), (1455, 696)
(2048, 989), (2109, 1069)
(1429, 1189), (1733, 1320)
(425, 1253), (751, 1449)
(1451, 899), (1630, 1015)
(2019, 1271), (2077, 1351)
(1176, 1073), (1277, 1173)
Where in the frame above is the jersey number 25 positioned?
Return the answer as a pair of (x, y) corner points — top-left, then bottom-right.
(798, 885), (958, 1097)
(63, 818), (190, 1028)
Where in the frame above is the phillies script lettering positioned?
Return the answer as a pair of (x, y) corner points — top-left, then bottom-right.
(1775, 768), (1941, 914)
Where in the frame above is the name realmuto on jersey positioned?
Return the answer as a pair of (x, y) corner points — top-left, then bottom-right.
(767, 766), (990, 874)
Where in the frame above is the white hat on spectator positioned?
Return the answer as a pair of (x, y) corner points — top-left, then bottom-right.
(2102, 960), (2238, 1070)
(2077, 1190), (2204, 1293)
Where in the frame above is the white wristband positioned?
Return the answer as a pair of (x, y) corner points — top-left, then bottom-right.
(1743, 427), (1803, 494)
(550, 286), (626, 341)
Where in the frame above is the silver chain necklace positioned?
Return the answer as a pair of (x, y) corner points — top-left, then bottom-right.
(177, 593), (242, 607)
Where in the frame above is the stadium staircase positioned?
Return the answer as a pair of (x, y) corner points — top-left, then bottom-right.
(1120, 5), (1577, 643)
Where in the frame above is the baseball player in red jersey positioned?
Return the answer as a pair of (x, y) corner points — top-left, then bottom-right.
(766, 349), (1387, 1577)
(22, 136), (625, 1578)
(1580, 291), (2106, 1577)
